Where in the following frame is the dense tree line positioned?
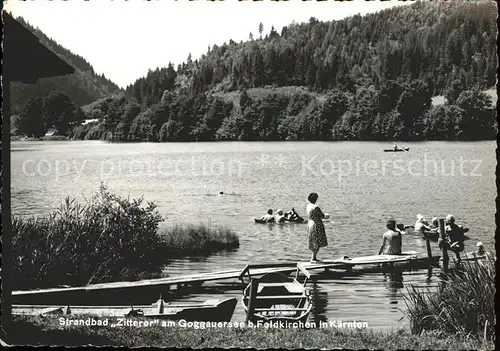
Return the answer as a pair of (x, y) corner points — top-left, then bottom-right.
(13, 92), (85, 138)
(70, 82), (496, 142)
(10, 15), (122, 115)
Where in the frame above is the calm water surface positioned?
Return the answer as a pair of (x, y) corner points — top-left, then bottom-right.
(11, 141), (496, 329)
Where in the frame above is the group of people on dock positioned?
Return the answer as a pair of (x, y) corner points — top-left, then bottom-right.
(380, 214), (477, 261)
(303, 192), (480, 262)
(261, 192), (483, 263)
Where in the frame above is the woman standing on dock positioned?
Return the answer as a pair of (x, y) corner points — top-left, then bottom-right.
(306, 192), (328, 262)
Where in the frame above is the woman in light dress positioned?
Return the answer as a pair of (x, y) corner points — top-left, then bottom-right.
(306, 193), (328, 262)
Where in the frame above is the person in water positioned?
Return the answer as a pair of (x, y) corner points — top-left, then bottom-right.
(414, 214), (433, 233)
(306, 193), (328, 262)
(475, 242), (485, 255)
(396, 223), (407, 235)
(275, 209), (287, 223)
(286, 208), (304, 222)
(430, 217), (439, 230)
(476, 242), (485, 255)
(378, 219), (402, 255)
(259, 209), (275, 223)
(439, 214), (466, 261)
(393, 143), (399, 151)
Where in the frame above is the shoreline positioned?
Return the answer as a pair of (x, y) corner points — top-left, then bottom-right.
(11, 138), (497, 143)
(6, 315), (495, 349)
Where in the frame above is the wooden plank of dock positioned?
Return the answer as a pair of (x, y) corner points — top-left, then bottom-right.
(12, 251), (428, 303)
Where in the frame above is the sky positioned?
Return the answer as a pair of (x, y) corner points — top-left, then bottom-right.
(4, 0), (409, 89)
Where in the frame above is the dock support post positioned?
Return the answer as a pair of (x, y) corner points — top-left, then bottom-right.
(425, 237), (432, 259)
(246, 278), (260, 324)
(439, 218), (449, 273)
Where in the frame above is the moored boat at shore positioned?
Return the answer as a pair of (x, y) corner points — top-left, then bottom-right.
(12, 296), (237, 322)
(240, 264), (312, 323)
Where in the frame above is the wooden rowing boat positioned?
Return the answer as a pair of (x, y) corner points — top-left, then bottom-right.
(240, 264), (312, 323)
(12, 297), (237, 322)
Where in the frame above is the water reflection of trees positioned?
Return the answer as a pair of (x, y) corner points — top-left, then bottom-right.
(308, 276), (328, 325)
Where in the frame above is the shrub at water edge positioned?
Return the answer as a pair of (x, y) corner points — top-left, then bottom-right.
(12, 184), (166, 290)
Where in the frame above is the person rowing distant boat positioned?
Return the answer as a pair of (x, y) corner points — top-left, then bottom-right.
(258, 209), (275, 223)
(378, 219), (402, 255)
(392, 143), (408, 151)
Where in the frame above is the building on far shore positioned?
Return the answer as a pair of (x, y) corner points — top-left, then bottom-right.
(431, 88), (497, 108)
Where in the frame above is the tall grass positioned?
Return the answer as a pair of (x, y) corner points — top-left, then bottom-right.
(159, 223), (239, 257)
(12, 184), (166, 290)
(404, 254), (496, 341)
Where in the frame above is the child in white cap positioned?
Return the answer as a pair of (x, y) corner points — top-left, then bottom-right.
(476, 242), (485, 255)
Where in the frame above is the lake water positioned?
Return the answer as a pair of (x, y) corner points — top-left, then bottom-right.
(11, 140), (496, 329)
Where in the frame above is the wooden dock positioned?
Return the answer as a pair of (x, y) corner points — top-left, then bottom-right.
(11, 251), (436, 305)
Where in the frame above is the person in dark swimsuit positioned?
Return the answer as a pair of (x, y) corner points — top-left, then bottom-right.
(439, 214), (465, 261)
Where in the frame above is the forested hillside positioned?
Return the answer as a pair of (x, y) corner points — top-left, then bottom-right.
(10, 16), (122, 115)
(13, 2), (497, 141)
(125, 1), (496, 105)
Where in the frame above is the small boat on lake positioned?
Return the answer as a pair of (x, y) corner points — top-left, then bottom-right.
(12, 296), (237, 322)
(383, 147), (409, 152)
(240, 264), (312, 323)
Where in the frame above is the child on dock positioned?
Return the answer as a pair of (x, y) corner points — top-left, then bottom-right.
(378, 219), (402, 255)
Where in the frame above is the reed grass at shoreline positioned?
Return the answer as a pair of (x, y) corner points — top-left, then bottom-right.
(160, 223), (239, 257)
(7, 315), (495, 349)
(404, 255), (496, 342)
(12, 184), (239, 290)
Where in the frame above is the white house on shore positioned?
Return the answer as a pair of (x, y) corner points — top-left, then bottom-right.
(44, 128), (56, 137)
(82, 118), (99, 125)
